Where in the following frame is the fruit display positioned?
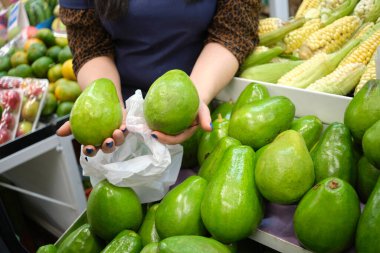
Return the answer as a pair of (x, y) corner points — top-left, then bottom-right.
(239, 0), (380, 97)
(34, 77), (380, 253)
(0, 27), (80, 146)
(0, 86), (23, 144)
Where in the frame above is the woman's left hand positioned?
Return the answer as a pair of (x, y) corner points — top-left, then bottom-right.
(151, 101), (212, 145)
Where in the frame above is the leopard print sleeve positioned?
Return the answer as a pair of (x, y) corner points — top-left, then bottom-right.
(206, 0), (260, 65)
(59, 7), (114, 75)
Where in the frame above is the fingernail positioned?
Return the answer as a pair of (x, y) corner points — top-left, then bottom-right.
(121, 127), (127, 133)
(210, 122), (213, 130)
(86, 148), (93, 154)
(106, 141), (113, 148)
(151, 134), (158, 139)
(85, 157), (88, 161)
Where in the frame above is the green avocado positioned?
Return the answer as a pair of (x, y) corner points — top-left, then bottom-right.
(143, 69), (199, 135)
(198, 136), (241, 182)
(294, 177), (360, 253)
(101, 230), (142, 253)
(197, 114), (229, 165)
(356, 177), (380, 253)
(56, 224), (103, 253)
(311, 122), (355, 185)
(344, 79), (380, 143)
(255, 130), (315, 204)
(228, 96), (295, 150)
(86, 180), (143, 241)
(159, 235), (231, 253)
(140, 242), (159, 253)
(211, 100), (234, 121)
(201, 145), (263, 244)
(231, 82), (270, 115)
(362, 119), (380, 168)
(181, 128), (202, 169)
(36, 244), (57, 253)
(138, 204), (160, 246)
(155, 176), (207, 239)
(70, 78), (122, 146)
(357, 156), (380, 203)
(290, 115), (323, 150)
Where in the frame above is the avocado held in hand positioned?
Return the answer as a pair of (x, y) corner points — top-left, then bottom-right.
(144, 69), (199, 135)
(70, 78), (123, 146)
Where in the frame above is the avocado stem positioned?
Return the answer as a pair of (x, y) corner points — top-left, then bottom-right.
(328, 180), (340, 190)
(217, 113), (223, 122)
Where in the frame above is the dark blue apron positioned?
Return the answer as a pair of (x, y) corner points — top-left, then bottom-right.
(59, 0), (217, 99)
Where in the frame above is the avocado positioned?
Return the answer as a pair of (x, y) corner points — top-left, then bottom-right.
(155, 176), (207, 239)
(70, 78), (122, 146)
(356, 177), (380, 253)
(198, 136), (241, 182)
(211, 100), (234, 121)
(344, 79), (380, 143)
(138, 204), (160, 246)
(228, 96), (295, 150)
(357, 156), (380, 203)
(255, 130), (315, 204)
(158, 235), (231, 253)
(143, 69), (199, 135)
(231, 82), (270, 115)
(290, 115), (323, 150)
(294, 177), (360, 253)
(201, 145), (263, 244)
(362, 119), (380, 168)
(311, 122), (355, 185)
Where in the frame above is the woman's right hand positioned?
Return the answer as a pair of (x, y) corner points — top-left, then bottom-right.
(56, 110), (128, 157)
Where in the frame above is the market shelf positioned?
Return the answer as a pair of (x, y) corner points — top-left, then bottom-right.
(0, 116), (87, 237)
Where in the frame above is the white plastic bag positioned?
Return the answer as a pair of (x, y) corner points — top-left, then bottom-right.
(80, 90), (183, 203)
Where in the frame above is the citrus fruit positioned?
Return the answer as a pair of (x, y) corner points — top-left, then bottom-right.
(36, 28), (56, 47)
(56, 101), (74, 117)
(54, 78), (81, 102)
(10, 51), (28, 67)
(47, 63), (63, 82)
(0, 71), (7, 77)
(86, 180), (143, 241)
(46, 45), (61, 62)
(48, 82), (56, 93)
(55, 37), (68, 48)
(62, 59), (76, 81)
(0, 56), (11, 72)
(58, 45), (72, 63)
(27, 42), (47, 63)
(31, 56), (54, 78)
(41, 93), (57, 116)
(24, 38), (44, 51)
(14, 64), (33, 78)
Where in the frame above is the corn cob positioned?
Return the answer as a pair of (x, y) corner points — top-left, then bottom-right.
(352, 22), (375, 39)
(277, 38), (361, 88)
(284, 19), (322, 54)
(354, 0), (380, 22)
(259, 18), (306, 46)
(239, 60), (303, 83)
(295, 0), (321, 19)
(258, 18), (284, 36)
(240, 46), (284, 72)
(320, 0), (359, 25)
(355, 56), (376, 94)
(339, 28), (380, 67)
(306, 63), (366, 95)
(299, 16), (361, 59)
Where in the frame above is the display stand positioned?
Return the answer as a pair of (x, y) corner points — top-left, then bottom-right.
(0, 117), (86, 237)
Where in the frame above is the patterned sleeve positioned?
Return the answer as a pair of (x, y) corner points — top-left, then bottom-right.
(206, 0), (261, 65)
(59, 7), (114, 74)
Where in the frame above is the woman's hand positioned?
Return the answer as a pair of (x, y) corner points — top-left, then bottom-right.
(152, 101), (212, 145)
(56, 110), (128, 157)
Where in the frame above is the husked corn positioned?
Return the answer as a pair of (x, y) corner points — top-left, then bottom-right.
(306, 63), (366, 95)
(258, 18), (284, 35)
(299, 16), (361, 59)
(339, 28), (380, 66)
(295, 0), (321, 19)
(355, 56), (376, 95)
(284, 19), (322, 54)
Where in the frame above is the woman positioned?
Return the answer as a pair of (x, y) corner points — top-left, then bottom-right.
(56, 0), (260, 156)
